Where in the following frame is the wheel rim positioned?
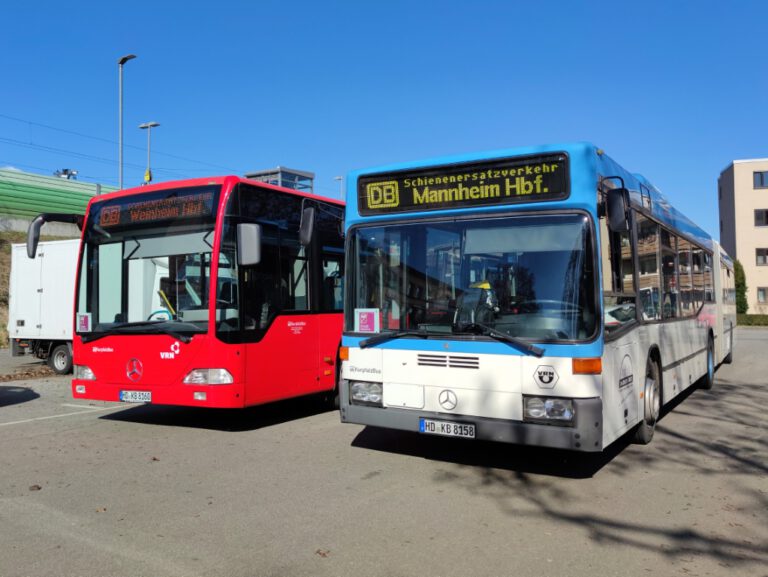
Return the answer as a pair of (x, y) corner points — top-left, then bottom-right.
(646, 371), (660, 424)
(54, 351), (68, 371)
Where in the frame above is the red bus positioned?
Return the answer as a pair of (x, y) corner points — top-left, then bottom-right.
(27, 176), (345, 408)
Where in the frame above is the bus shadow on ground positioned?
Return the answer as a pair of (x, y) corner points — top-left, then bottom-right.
(0, 385), (40, 408)
(350, 379), (718, 479)
(99, 394), (333, 432)
(351, 425), (633, 479)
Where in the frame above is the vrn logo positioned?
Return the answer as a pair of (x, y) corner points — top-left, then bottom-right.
(160, 341), (181, 360)
(533, 365), (558, 389)
(538, 370), (555, 384)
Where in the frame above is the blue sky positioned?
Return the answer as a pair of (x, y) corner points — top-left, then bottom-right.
(1, 0), (765, 239)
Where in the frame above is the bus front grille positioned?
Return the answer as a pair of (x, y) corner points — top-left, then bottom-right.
(417, 354), (480, 369)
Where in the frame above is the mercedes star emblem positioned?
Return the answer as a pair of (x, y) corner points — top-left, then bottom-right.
(438, 389), (458, 411)
(126, 358), (143, 382)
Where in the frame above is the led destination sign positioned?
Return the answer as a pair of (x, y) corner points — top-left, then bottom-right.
(358, 154), (568, 215)
(94, 185), (219, 229)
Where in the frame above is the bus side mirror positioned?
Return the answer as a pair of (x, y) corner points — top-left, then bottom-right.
(607, 188), (629, 232)
(27, 212), (84, 258)
(237, 223), (261, 266)
(27, 214), (45, 258)
(299, 206), (315, 247)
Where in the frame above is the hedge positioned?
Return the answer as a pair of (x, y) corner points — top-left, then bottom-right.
(737, 314), (768, 326)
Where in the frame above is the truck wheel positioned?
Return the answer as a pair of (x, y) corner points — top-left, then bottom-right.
(48, 344), (73, 375)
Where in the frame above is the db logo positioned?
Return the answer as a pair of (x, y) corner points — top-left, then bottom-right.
(366, 181), (400, 209)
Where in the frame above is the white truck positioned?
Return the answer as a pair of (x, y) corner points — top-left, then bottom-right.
(7, 238), (79, 374)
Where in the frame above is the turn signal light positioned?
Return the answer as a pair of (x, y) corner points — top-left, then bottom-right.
(573, 358), (602, 374)
(339, 346), (349, 361)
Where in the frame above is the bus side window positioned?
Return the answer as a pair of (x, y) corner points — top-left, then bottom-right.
(660, 229), (678, 319)
(635, 213), (662, 321)
(600, 196), (637, 335)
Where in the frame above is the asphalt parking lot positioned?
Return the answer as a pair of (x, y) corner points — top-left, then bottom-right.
(1, 329), (766, 577)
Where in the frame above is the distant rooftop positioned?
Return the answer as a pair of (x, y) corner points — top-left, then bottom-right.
(245, 166), (314, 193)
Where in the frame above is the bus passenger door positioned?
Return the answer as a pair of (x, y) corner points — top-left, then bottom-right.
(239, 229), (319, 403)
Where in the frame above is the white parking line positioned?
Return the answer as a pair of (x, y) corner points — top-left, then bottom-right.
(0, 405), (122, 427)
(60, 403), (122, 410)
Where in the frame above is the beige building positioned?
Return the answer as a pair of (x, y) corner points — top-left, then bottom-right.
(719, 158), (768, 314)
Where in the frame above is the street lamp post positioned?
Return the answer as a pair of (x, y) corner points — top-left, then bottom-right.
(118, 54), (136, 190)
(334, 175), (344, 201)
(139, 121), (160, 185)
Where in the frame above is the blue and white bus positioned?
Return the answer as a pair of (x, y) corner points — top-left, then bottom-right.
(339, 142), (735, 451)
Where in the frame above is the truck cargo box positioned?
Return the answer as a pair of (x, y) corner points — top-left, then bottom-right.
(7, 238), (79, 373)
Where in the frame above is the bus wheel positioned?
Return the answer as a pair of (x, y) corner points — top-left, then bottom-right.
(321, 365), (340, 411)
(723, 324), (734, 364)
(701, 336), (715, 390)
(634, 357), (661, 445)
(48, 344), (73, 375)
(321, 385), (339, 410)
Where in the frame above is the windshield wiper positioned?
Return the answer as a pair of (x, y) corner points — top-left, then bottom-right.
(81, 321), (198, 344)
(359, 328), (431, 348)
(453, 322), (544, 357)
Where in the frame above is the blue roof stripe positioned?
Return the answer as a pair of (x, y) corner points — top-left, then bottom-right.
(346, 141), (714, 249)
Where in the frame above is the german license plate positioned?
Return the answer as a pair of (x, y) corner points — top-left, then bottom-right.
(120, 390), (151, 403)
(419, 418), (475, 439)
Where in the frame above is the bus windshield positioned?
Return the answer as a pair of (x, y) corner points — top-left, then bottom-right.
(347, 213), (597, 342)
(76, 185), (223, 339)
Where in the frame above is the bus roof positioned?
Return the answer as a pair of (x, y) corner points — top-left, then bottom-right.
(347, 141), (714, 251)
(88, 175), (344, 208)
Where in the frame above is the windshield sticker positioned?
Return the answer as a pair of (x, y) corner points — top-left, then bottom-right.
(354, 309), (380, 333)
(77, 313), (92, 333)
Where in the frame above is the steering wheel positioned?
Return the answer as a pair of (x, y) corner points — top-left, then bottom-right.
(147, 309), (172, 321)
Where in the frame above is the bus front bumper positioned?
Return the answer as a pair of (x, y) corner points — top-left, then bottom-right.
(340, 397), (603, 452)
(71, 380), (246, 409)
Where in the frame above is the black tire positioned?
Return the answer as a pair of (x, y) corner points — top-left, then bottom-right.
(324, 367), (340, 410)
(634, 357), (661, 444)
(48, 343), (73, 375)
(723, 324), (733, 364)
(700, 336), (715, 390)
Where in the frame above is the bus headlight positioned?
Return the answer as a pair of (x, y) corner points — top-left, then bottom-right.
(74, 365), (96, 380)
(524, 396), (574, 425)
(183, 369), (234, 385)
(350, 381), (383, 407)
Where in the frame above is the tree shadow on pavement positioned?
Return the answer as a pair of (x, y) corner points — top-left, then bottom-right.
(0, 385), (39, 407)
(355, 375), (767, 570)
(99, 394), (334, 432)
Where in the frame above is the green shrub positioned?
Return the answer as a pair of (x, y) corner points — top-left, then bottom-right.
(737, 314), (768, 326)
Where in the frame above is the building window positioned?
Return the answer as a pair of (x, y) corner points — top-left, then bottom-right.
(756, 209), (768, 227)
(755, 171), (768, 189)
(758, 248), (768, 266)
(759, 287), (768, 303)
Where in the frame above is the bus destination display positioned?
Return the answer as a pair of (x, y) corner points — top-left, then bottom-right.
(357, 154), (568, 215)
(97, 186), (218, 229)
